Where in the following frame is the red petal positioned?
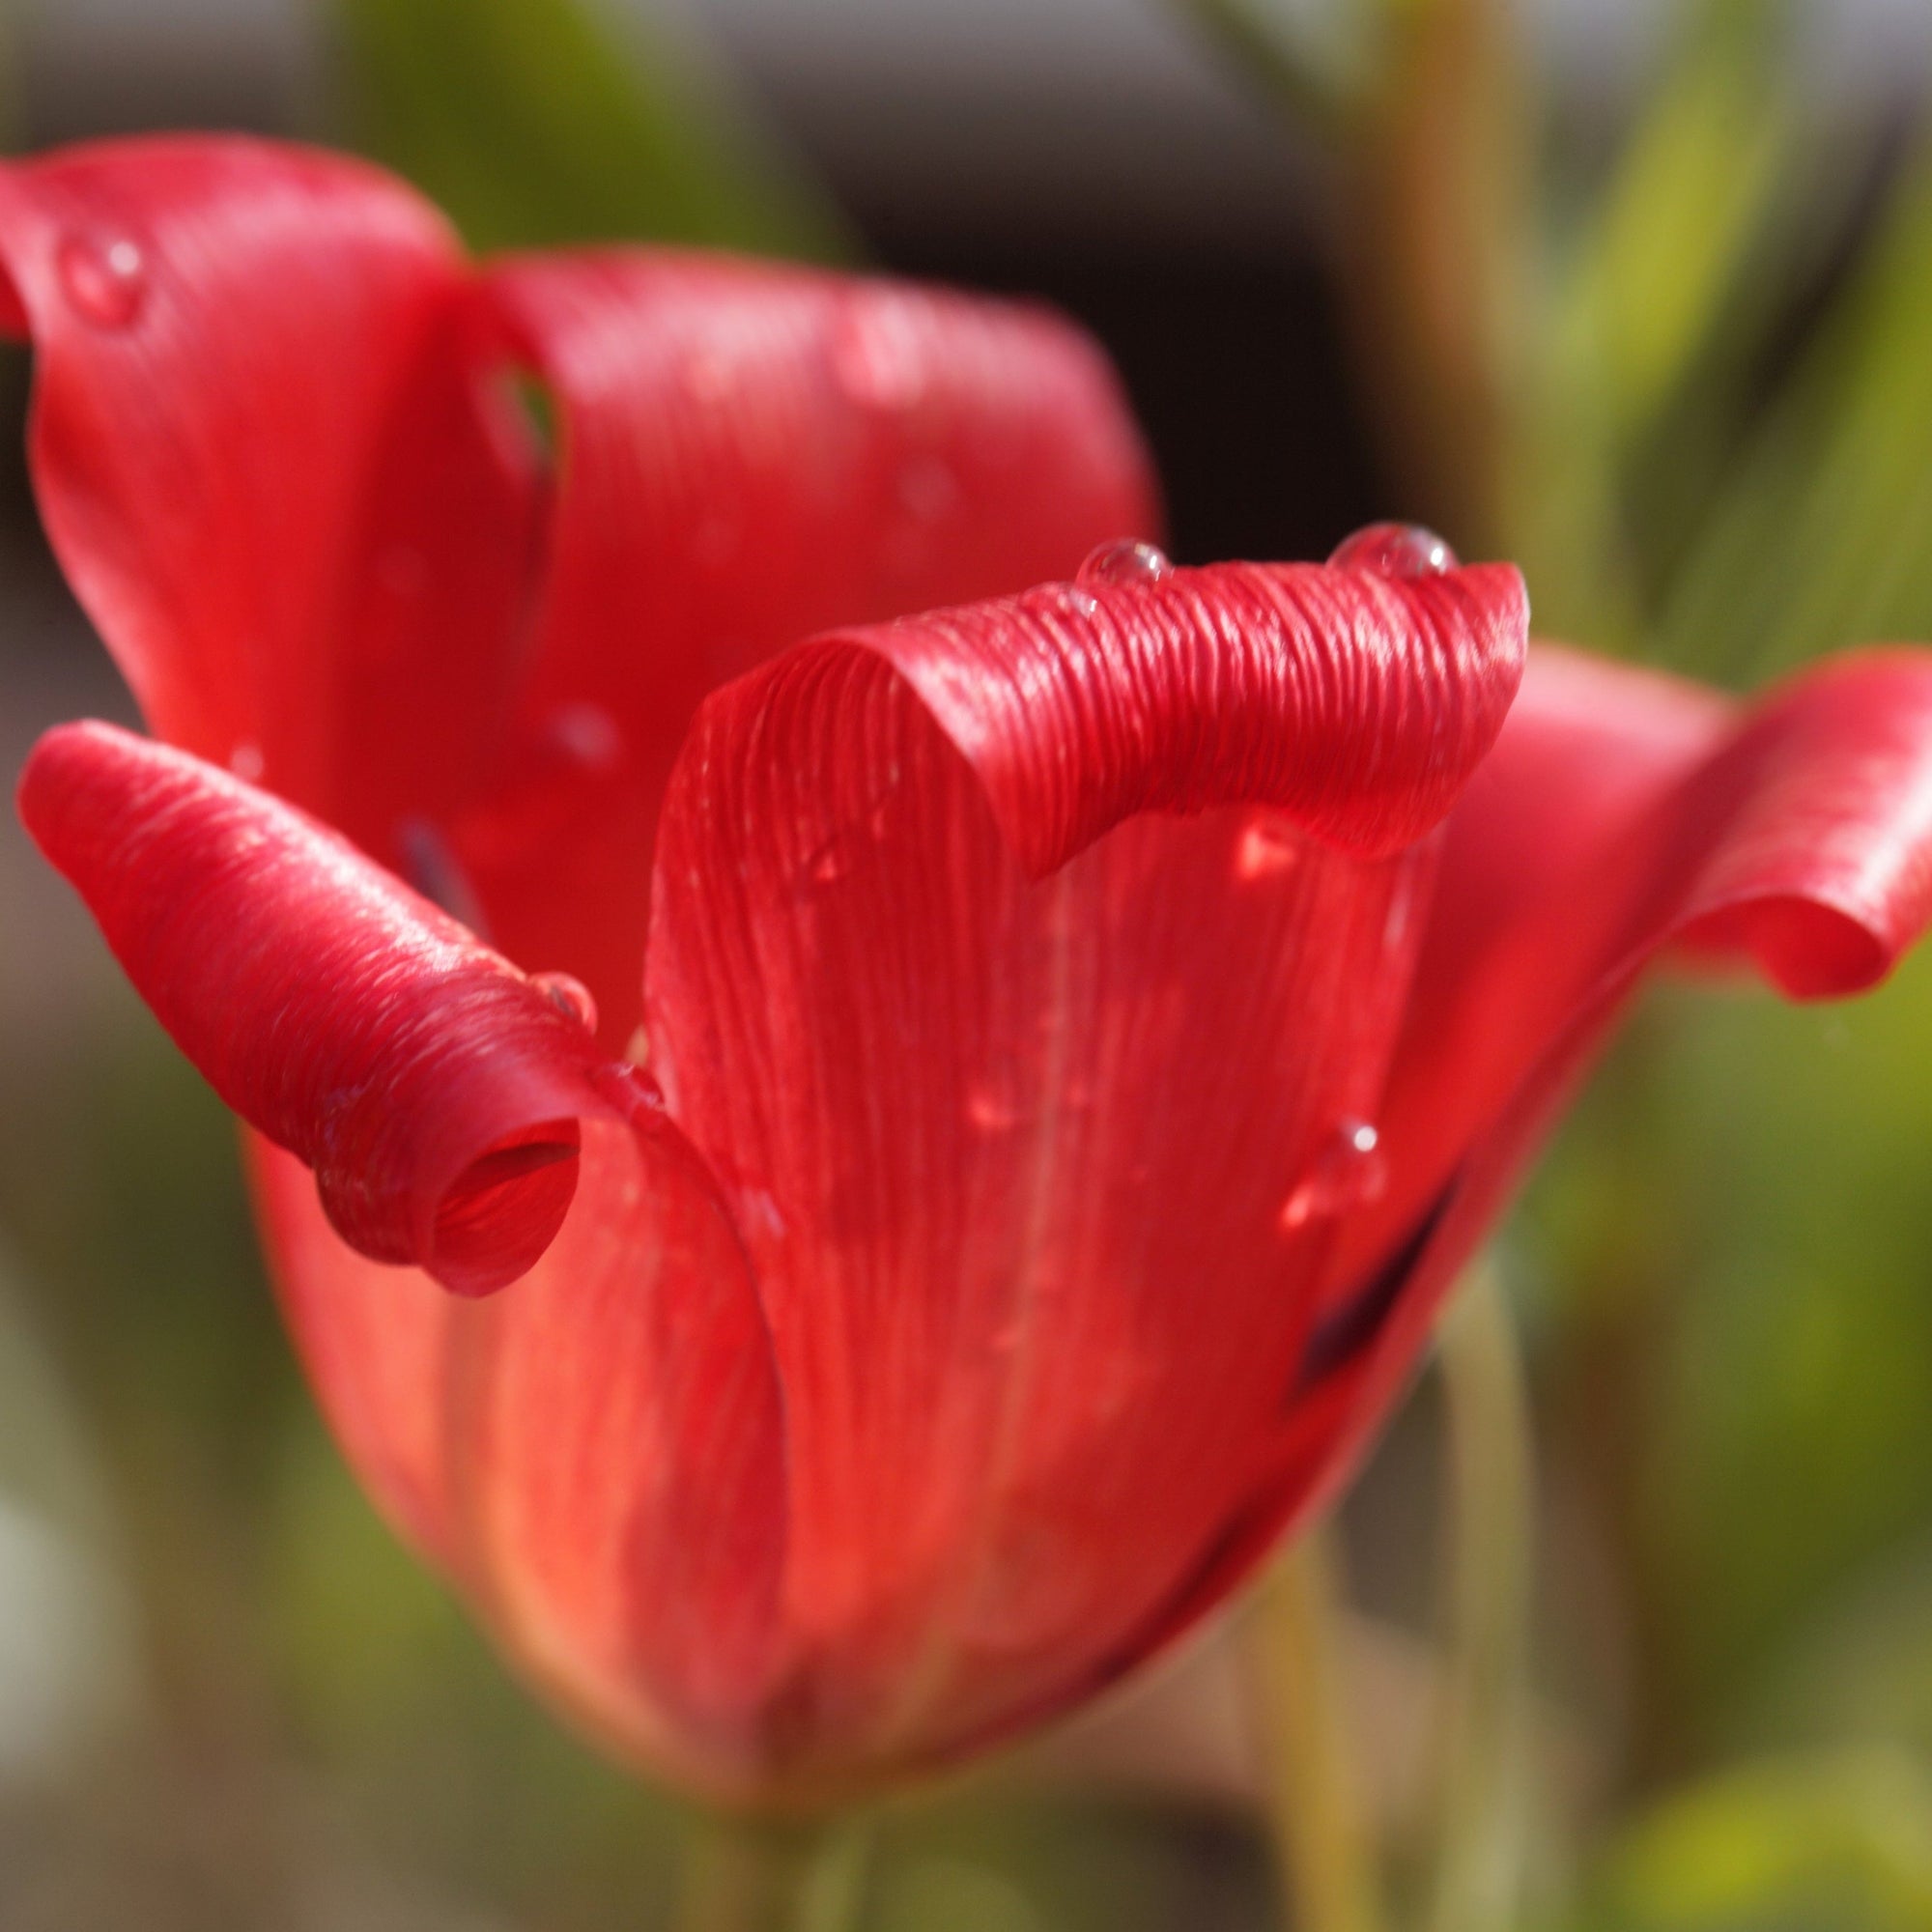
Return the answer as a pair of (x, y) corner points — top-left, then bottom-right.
(640, 558), (1526, 1773)
(251, 1125), (787, 1786)
(24, 719), (611, 1294)
(0, 136), (540, 848)
(1147, 644), (1932, 1649)
(455, 251), (1162, 1043)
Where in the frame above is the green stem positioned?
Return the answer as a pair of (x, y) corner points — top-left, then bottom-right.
(1248, 1527), (1387, 1932)
(1426, 1261), (1534, 1932)
(674, 1813), (874, 1932)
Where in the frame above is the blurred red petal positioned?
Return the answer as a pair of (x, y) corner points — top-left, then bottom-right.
(252, 1124), (788, 1787)
(0, 137), (539, 842)
(456, 252), (1162, 1042)
(639, 557), (1525, 1772)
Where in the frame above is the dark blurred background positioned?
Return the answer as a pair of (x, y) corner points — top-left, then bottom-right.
(9, 2), (1932, 1927)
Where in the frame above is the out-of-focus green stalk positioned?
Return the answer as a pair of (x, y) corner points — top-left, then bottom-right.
(1248, 1528), (1387, 1932)
(1341, 0), (1532, 554)
(675, 1813), (875, 1932)
(330, 0), (851, 259)
(1425, 1262), (1533, 1932)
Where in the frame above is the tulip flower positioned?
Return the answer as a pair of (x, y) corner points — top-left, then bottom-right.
(10, 137), (1932, 1813)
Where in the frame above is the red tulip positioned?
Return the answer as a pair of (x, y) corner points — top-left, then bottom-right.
(10, 137), (1932, 1805)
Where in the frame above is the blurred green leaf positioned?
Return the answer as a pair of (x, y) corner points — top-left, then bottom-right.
(330, 0), (852, 257)
(1660, 129), (1932, 679)
(1745, 1537), (1932, 1764)
(1580, 1752), (1932, 1931)
(1556, 6), (1794, 452)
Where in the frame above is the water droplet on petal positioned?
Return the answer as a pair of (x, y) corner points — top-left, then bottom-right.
(1060, 585), (1099, 621)
(397, 816), (490, 936)
(736, 1187), (788, 1242)
(1235, 815), (1299, 881)
(1077, 539), (1172, 590)
(1280, 1120), (1387, 1232)
(58, 233), (147, 327)
(966, 1082), (1021, 1133)
(227, 741), (265, 783)
(829, 306), (926, 412)
(897, 455), (957, 522)
(591, 1059), (665, 1120)
(1327, 522), (1458, 579)
(544, 702), (622, 774)
(692, 515), (740, 568)
(531, 971), (598, 1034)
(680, 345), (735, 405)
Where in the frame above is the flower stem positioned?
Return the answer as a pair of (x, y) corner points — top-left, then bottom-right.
(1425, 1260), (1533, 1932)
(674, 1812), (874, 1932)
(1248, 1526), (1387, 1932)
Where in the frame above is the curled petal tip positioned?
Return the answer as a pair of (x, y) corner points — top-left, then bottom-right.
(20, 720), (617, 1298)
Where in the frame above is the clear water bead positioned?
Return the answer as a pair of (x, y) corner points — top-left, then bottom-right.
(546, 701), (622, 774)
(1077, 539), (1172, 590)
(1234, 816), (1298, 881)
(58, 234), (147, 327)
(965, 1082), (1021, 1133)
(531, 971), (599, 1034)
(1279, 1120), (1388, 1232)
(1327, 522), (1458, 580)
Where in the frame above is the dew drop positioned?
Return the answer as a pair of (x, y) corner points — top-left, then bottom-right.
(680, 345), (735, 405)
(397, 816), (490, 935)
(58, 233), (147, 327)
(692, 516), (740, 568)
(1077, 539), (1171, 590)
(829, 306), (925, 412)
(592, 1058), (665, 1120)
(545, 702), (622, 774)
(966, 1082), (1021, 1133)
(736, 1186), (788, 1242)
(897, 455), (957, 523)
(1327, 522), (1458, 579)
(1279, 1120), (1387, 1232)
(227, 741), (265, 783)
(1061, 585), (1100, 621)
(1235, 815), (1298, 881)
(530, 970), (598, 1034)
(377, 545), (428, 600)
